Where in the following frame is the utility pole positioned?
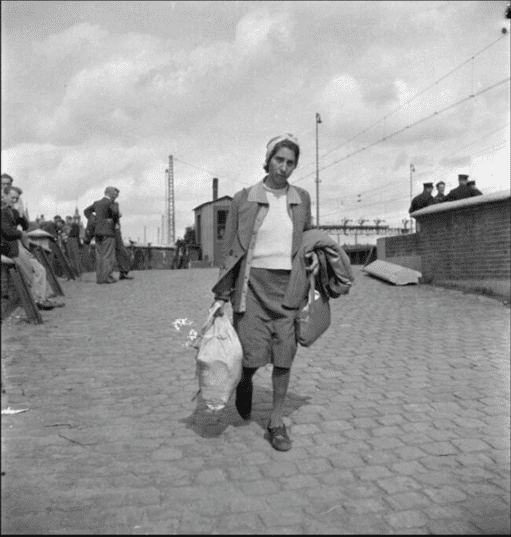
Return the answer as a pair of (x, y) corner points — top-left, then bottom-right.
(410, 163), (415, 233)
(161, 214), (165, 244)
(315, 113), (322, 228)
(167, 155), (175, 246)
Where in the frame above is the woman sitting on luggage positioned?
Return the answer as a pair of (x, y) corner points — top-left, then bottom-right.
(211, 133), (317, 452)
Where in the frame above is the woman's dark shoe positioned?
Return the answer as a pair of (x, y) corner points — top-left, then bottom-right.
(235, 379), (252, 420)
(36, 300), (55, 310)
(267, 423), (292, 451)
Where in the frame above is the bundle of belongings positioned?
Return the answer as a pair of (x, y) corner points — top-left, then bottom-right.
(284, 229), (355, 347)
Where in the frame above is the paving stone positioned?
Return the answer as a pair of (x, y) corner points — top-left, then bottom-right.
(385, 509), (430, 529)
(423, 486), (468, 503)
(391, 460), (427, 476)
(341, 429), (371, 440)
(327, 452), (365, 468)
(427, 519), (483, 534)
(418, 441), (459, 456)
(394, 445), (427, 460)
(366, 436), (405, 450)
(353, 465), (393, 481)
(279, 474), (321, 490)
(297, 457), (333, 475)
(469, 514), (511, 534)
(376, 414), (407, 426)
(342, 497), (387, 514)
(360, 450), (399, 466)
(420, 455), (461, 470)
(376, 475), (422, 494)
(318, 469), (356, 486)
(450, 437), (492, 452)
(194, 468), (227, 485)
(384, 491), (432, 510)
(215, 512), (265, 533)
(319, 419), (353, 432)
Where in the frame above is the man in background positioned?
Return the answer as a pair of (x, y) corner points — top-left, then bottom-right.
(64, 215), (83, 278)
(1, 173), (29, 220)
(409, 182), (435, 213)
(445, 174), (473, 202)
(467, 180), (483, 196)
(84, 186), (119, 284)
(433, 181), (447, 203)
(112, 188), (133, 281)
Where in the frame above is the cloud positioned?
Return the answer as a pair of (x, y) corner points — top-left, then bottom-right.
(2, 1), (508, 238)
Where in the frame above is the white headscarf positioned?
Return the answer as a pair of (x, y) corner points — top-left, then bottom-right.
(264, 133), (299, 166)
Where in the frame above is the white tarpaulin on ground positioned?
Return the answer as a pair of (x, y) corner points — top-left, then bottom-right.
(363, 260), (422, 285)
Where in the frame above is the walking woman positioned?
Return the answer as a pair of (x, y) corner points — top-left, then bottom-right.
(211, 133), (317, 451)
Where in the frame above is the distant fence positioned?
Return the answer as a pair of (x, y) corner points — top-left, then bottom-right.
(82, 244), (179, 272)
(81, 243), (375, 271)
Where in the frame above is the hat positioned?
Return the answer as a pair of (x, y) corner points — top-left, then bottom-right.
(458, 174), (469, 181)
(423, 182), (434, 188)
(435, 181), (445, 187)
(104, 186), (118, 196)
(265, 133), (299, 165)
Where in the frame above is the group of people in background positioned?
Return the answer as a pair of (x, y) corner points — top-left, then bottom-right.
(409, 173), (483, 214)
(1, 173), (65, 310)
(1, 174), (134, 313)
(37, 213), (85, 279)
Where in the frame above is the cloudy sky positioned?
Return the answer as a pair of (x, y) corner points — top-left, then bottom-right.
(2, 1), (510, 244)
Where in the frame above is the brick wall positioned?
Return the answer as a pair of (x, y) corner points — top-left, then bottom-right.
(377, 190), (511, 298)
(419, 199), (510, 282)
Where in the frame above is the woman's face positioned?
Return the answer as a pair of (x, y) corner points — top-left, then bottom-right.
(267, 147), (297, 187)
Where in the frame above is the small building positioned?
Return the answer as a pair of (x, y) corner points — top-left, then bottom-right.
(192, 178), (232, 267)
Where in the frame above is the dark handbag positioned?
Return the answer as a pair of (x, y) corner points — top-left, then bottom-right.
(297, 273), (331, 347)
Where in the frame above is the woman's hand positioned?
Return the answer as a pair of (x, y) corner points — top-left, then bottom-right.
(209, 299), (226, 318)
(305, 251), (319, 276)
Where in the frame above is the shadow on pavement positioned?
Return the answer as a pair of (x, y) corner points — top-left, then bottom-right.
(181, 386), (311, 438)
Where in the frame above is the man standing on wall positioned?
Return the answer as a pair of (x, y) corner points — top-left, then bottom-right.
(433, 181), (447, 203)
(467, 180), (483, 196)
(84, 186), (120, 284)
(445, 174), (473, 202)
(409, 182), (435, 213)
(112, 188), (133, 281)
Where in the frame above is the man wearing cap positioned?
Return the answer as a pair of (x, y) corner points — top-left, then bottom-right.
(84, 187), (120, 284)
(433, 181), (447, 203)
(409, 182), (435, 214)
(467, 180), (483, 196)
(445, 174), (473, 202)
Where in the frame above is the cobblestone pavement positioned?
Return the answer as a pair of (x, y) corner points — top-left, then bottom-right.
(1, 266), (510, 535)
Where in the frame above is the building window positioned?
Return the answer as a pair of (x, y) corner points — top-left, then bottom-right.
(196, 214), (201, 244)
(217, 209), (228, 240)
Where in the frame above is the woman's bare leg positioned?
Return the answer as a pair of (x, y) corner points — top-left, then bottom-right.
(269, 366), (291, 428)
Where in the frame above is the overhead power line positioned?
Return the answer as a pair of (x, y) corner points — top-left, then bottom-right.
(296, 33), (509, 174)
(319, 129), (510, 220)
(330, 124), (509, 202)
(294, 76), (510, 184)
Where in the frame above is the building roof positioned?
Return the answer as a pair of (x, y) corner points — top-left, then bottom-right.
(192, 195), (233, 213)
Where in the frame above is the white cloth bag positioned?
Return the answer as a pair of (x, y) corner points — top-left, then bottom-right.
(192, 310), (243, 411)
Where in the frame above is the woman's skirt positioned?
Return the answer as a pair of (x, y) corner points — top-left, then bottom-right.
(233, 268), (298, 369)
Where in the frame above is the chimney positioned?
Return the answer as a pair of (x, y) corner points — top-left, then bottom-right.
(213, 178), (218, 201)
